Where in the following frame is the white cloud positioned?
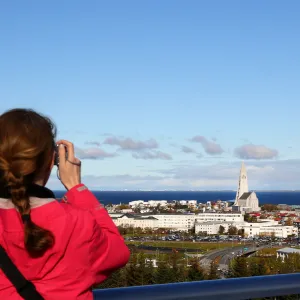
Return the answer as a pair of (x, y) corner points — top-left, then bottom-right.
(85, 141), (101, 147)
(75, 147), (117, 159)
(181, 146), (196, 153)
(132, 150), (172, 160)
(104, 136), (158, 150)
(234, 144), (278, 160)
(190, 136), (224, 155)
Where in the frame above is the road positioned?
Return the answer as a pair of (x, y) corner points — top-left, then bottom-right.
(200, 243), (267, 271)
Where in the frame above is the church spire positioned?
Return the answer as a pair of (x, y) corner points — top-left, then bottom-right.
(234, 161), (249, 205)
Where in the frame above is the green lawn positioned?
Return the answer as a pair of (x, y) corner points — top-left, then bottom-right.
(256, 247), (280, 256)
(126, 240), (243, 251)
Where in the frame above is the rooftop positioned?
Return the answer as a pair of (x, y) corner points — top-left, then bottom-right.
(277, 247), (300, 254)
(195, 221), (241, 225)
(239, 192), (252, 200)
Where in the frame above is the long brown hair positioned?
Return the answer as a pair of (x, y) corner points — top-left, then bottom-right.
(0, 108), (56, 257)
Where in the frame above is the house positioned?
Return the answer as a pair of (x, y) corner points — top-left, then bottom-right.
(277, 247), (300, 261)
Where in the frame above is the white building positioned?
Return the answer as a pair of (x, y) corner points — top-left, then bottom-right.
(233, 162), (261, 212)
(148, 214), (197, 231)
(239, 221), (297, 238)
(188, 200), (197, 207)
(111, 213), (198, 231)
(148, 212), (244, 231)
(128, 200), (145, 207)
(111, 212), (246, 231)
(178, 200), (187, 205)
(128, 200), (168, 208)
(259, 225), (297, 238)
(196, 213), (244, 223)
(148, 200), (168, 207)
(112, 213), (198, 231)
(195, 221), (244, 235)
(195, 219), (298, 238)
(111, 211), (298, 237)
(111, 212), (245, 231)
(112, 214), (159, 229)
(120, 208), (134, 213)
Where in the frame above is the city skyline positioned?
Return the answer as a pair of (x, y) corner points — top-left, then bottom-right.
(1, 1), (300, 190)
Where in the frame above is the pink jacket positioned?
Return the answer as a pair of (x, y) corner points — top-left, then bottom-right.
(0, 184), (130, 299)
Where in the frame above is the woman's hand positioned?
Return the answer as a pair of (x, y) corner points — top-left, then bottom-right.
(56, 140), (81, 190)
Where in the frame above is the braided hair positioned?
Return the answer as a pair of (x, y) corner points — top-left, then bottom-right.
(0, 109), (56, 257)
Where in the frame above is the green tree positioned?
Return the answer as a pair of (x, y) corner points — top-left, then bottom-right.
(261, 204), (278, 212)
(237, 229), (245, 237)
(117, 204), (130, 210)
(117, 226), (127, 235)
(170, 250), (186, 282)
(218, 225), (225, 234)
(126, 254), (142, 286)
(137, 252), (153, 285)
(96, 267), (127, 288)
(229, 257), (249, 278)
(249, 259), (268, 276)
(189, 225), (196, 235)
(134, 227), (143, 235)
(153, 261), (175, 284)
(207, 261), (219, 280)
(228, 226), (238, 235)
(244, 213), (251, 222)
(271, 231), (276, 241)
(145, 258), (155, 284)
(187, 259), (205, 281)
(279, 253), (300, 274)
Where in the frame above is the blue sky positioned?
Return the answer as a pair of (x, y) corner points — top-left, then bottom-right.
(1, 1), (300, 190)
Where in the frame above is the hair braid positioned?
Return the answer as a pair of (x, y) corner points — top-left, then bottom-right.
(0, 156), (30, 215)
(0, 156), (54, 257)
(0, 109), (56, 257)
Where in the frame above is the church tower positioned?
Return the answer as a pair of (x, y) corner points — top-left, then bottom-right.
(234, 162), (249, 205)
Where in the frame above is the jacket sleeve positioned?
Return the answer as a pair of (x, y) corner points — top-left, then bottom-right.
(63, 184), (130, 283)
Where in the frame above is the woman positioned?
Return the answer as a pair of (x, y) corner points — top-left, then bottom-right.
(0, 108), (130, 299)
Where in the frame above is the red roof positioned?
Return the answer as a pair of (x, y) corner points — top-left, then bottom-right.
(252, 213), (261, 217)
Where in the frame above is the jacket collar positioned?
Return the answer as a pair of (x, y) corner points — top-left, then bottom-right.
(0, 184), (60, 231)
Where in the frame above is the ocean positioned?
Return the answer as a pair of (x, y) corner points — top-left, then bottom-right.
(52, 190), (300, 206)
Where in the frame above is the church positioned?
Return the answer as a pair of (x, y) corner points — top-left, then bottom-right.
(232, 162), (261, 212)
